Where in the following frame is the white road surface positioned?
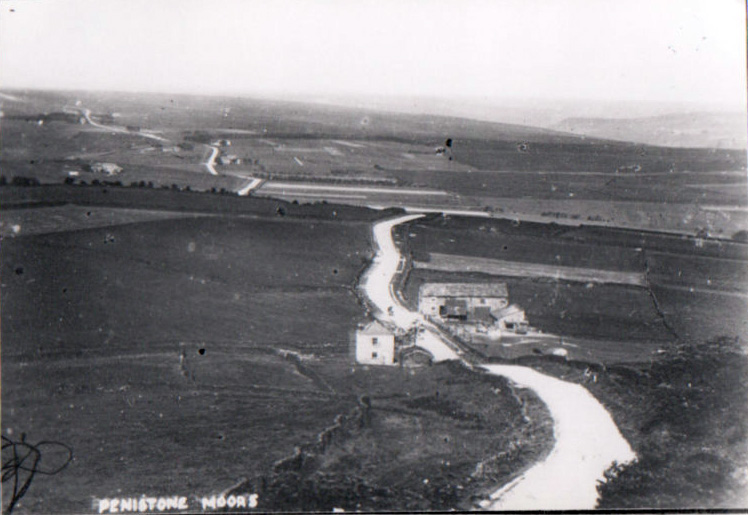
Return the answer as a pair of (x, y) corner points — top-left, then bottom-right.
(359, 214), (459, 361)
(204, 145), (220, 176)
(360, 214), (637, 510)
(261, 182), (449, 196)
(237, 178), (264, 196)
(80, 108), (169, 142)
(479, 364), (636, 510)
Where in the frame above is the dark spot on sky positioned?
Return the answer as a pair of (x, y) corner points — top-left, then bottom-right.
(14, 266), (24, 275)
(445, 138), (452, 148)
(62, 288), (68, 293)
(86, 211), (91, 217)
(333, 269), (338, 275)
(503, 246), (508, 250)
(198, 348), (206, 356)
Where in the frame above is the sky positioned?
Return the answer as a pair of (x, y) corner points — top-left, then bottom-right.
(0, 0), (746, 109)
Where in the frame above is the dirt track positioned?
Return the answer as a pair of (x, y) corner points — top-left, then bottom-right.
(361, 214), (637, 510)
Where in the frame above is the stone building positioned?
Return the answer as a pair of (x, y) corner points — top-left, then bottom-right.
(355, 321), (396, 365)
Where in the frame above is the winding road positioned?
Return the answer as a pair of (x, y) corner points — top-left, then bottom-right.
(203, 145), (220, 176)
(79, 108), (169, 142)
(360, 214), (637, 510)
(359, 214), (461, 361)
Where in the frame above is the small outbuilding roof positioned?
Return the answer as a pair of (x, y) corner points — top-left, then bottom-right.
(492, 304), (525, 320)
(358, 320), (394, 336)
(420, 282), (508, 298)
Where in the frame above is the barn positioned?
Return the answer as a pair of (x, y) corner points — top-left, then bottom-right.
(418, 282), (509, 319)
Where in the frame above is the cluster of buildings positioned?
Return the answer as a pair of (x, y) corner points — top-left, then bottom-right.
(89, 162), (123, 175)
(354, 281), (531, 366)
(418, 282), (529, 338)
(218, 154), (243, 166)
(354, 320), (434, 367)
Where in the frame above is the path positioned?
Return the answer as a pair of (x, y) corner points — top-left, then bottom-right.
(479, 364), (636, 510)
(203, 145), (220, 176)
(79, 108), (169, 142)
(79, 105), (221, 178)
(360, 214), (637, 510)
(237, 178), (264, 196)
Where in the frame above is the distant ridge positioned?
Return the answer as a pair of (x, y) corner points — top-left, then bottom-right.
(553, 112), (747, 149)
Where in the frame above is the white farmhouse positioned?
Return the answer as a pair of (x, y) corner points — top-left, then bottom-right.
(90, 162), (123, 175)
(355, 321), (396, 365)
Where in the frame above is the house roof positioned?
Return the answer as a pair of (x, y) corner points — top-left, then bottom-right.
(493, 304), (525, 320)
(358, 320), (393, 336)
(420, 282), (508, 298)
(472, 306), (496, 323)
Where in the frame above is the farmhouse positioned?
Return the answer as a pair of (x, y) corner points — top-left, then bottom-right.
(90, 162), (123, 175)
(419, 282), (509, 318)
(218, 154), (242, 165)
(418, 282), (529, 335)
(355, 321), (396, 365)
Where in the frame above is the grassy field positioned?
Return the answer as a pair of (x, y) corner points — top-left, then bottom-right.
(403, 269), (674, 350)
(2, 89), (745, 213)
(395, 213), (748, 507)
(3, 88), (746, 511)
(1, 196), (553, 513)
(414, 252), (646, 286)
(398, 215), (748, 356)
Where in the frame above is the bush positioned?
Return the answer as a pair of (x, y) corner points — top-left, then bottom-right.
(11, 176), (41, 187)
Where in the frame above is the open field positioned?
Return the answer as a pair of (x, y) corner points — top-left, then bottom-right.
(0, 204), (210, 237)
(403, 269), (674, 350)
(3, 90), (745, 195)
(1, 197), (553, 512)
(2, 88), (747, 511)
(414, 252), (646, 286)
(392, 214), (748, 507)
(398, 215), (748, 356)
(3, 89), (746, 238)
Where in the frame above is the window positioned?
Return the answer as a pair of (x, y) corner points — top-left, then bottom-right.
(371, 352), (378, 358)
(372, 337), (379, 345)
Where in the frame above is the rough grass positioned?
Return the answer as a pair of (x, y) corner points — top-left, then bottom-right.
(2, 201), (553, 513)
(399, 215), (748, 348)
(515, 338), (748, 509)
(247, 360), (554, 512)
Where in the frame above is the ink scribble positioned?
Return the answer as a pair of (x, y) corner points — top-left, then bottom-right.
(2, 434), (73, 514)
